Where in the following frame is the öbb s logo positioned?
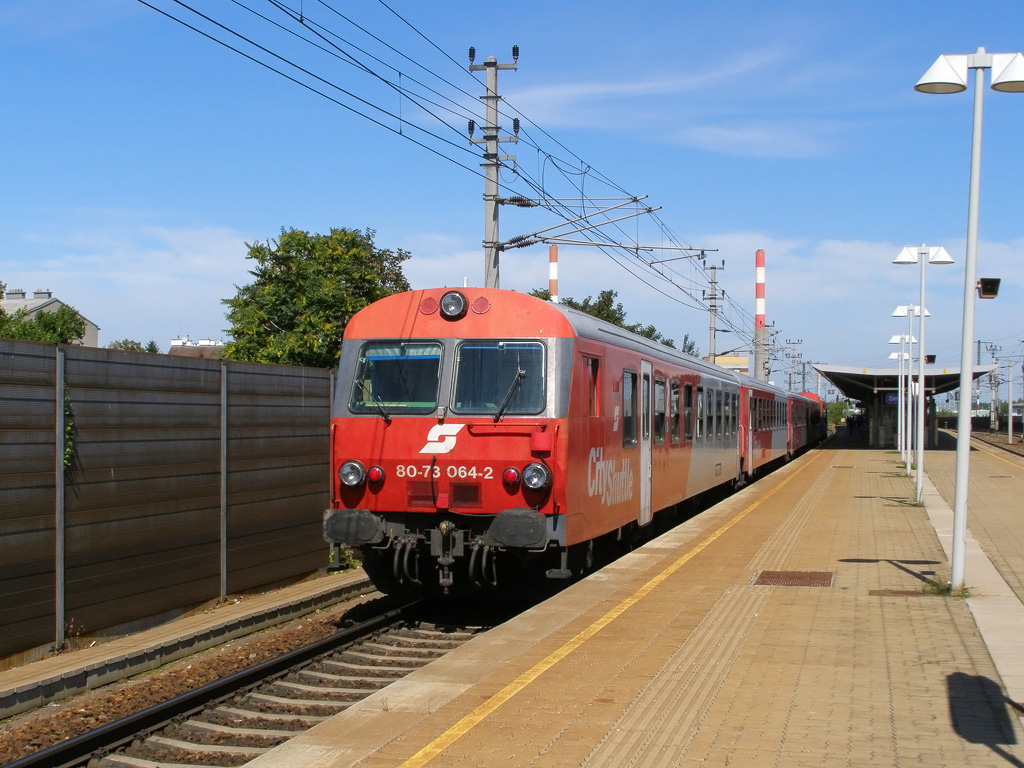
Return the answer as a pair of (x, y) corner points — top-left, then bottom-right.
(419, 424), (465, 454)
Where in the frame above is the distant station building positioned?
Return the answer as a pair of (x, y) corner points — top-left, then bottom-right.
(1, 288), (101, 346)
(814, 363), (996, 449)
(711, 355), (750, 376)
(168, 336), (225, 359)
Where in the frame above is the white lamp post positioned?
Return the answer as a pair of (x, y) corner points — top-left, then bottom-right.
(889, 346), (906, 457)
(916, 48), (1024, 593)
(892, 306), (923, 476)
(1009, 360), (1015, 445)
(888, 338), (911, 462)
(894, 245), (953, 503)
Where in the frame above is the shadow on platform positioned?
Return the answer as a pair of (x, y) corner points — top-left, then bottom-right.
(947, 672), (1023, 767)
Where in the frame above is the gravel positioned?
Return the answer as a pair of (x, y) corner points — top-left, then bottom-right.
(0, 594), (388, 766)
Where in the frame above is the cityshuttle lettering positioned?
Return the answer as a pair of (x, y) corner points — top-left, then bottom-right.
(587, 447), (634, 505)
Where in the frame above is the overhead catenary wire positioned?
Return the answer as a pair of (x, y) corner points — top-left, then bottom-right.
(138, 0), (763, 348)
(137, 0), (488, 180)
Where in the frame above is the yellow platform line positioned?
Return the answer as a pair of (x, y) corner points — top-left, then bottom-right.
(399, 447), (826, 767)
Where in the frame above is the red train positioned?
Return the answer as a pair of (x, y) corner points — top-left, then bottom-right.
(324, 287), (825, 596)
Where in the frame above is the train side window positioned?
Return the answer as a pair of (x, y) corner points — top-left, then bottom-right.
(642, 373), (651, 441)
(670, 380), (681, 444)
(684, 383), (694, 441)
(585, 356), (600, 417)
(707, 388), (716, 439)
(653, 377), (666, 444)
(716, 389), (724, 438)
(732, 393), (739, 435)
(622, 370), (638, 446)
(696, 386), (704, 439)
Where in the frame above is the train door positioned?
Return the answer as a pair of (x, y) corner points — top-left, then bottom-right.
(640, 360), (653, 525)
(745, 389), (754, 471)
(786, 398), (793, 454)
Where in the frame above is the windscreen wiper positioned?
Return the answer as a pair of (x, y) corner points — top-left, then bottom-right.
(494, 368), (526, 423)
(369, 391), (392, 425)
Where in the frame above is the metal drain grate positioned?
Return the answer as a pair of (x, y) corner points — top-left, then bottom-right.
(753, 570), (835, 587)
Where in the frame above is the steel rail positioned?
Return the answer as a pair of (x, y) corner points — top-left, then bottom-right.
(7, 599), (421, 768)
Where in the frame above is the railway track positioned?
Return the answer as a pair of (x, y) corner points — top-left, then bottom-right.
(9, 601), (490, 768)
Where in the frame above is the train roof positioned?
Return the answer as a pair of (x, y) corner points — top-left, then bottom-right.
(345, 288), (816, 403)
(548, 300), (734, 379)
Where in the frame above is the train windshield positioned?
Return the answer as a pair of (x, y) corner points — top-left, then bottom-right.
(452, 341), (545, 416)
(349, 341), (442, 415)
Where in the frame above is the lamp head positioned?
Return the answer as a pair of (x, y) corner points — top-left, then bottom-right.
(991, 52), (1024, 92)
(916, 54), (968, 94)
(893, 247), (918, 265)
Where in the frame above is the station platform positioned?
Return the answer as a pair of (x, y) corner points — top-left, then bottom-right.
(247, 432), (1024, 767)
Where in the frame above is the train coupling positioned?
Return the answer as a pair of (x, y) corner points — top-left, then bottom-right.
(434, 520), (460, 592)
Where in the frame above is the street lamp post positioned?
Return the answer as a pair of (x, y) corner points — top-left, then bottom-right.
(915, 48), (1024, 593)
(892, 306), (921, 476)
(894, 246), (953, 503)
(888, 338), (910, 462)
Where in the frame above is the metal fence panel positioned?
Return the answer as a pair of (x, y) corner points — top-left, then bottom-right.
(0, 341), (57, 660)
(224, 362), (329, 593)
(0, 341), (331, 666)
(63, 347), (223, 634)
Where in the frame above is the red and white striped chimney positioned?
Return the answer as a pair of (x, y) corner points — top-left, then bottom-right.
(548, 245), (559, 303)
(755, 248), (766, 331)
(753, 249), (768, 381)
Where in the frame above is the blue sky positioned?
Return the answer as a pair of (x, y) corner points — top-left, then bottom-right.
(2, 1), (1023, 400)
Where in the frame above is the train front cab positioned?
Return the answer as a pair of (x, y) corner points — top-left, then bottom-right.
(323, 289), (578, 597)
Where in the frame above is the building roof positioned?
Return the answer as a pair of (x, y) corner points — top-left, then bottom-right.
(2, 288), (101, 347)
(813, 363), (997, 404)
(168, 337), (225, 358)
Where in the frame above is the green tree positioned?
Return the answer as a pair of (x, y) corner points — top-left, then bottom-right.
(107, 339), (160, 353)
(827, 400), (849, 427)
(223, 227), (411, 368)
(529, 287), (698, 356)
(0, 303), (87, 344)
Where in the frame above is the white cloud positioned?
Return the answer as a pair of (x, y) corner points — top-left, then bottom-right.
(1, 213), (251, 347)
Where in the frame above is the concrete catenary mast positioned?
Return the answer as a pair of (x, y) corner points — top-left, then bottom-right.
(468, 47), (518, 289)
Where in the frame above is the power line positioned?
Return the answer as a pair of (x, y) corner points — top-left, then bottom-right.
(137, 0), (762, 344)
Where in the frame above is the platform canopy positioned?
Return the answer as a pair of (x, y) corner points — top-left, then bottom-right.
(813, 363), (996, 404)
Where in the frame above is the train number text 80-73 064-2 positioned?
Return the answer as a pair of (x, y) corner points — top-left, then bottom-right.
(394, 464), (495, 480)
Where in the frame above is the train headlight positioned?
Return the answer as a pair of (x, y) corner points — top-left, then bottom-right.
(339, 460), (367, 488)
(502, 467), (520, 486)
(521, 462), (551, 490)
(367, 465), (385, 484)
(439, 290), (467, 320)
